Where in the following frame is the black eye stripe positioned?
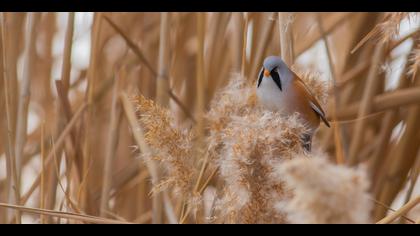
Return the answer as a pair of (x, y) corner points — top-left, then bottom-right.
(270, 69), (282, 91)
(257, 67), (264, 88)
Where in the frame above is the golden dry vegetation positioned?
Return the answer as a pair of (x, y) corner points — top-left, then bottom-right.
(0, 12), (419, 224)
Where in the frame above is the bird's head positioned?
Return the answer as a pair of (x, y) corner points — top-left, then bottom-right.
(257, 56), (293, 91)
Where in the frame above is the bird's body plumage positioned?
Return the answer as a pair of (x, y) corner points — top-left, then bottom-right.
(257, 71), (322, 133)
(256, 56), (330, 151)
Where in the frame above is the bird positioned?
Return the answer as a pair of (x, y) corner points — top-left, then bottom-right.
(256, 56), (330, 152)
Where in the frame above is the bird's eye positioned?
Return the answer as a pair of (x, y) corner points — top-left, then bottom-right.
(257, 67), (264, 88)
(270, 69), (282, 91)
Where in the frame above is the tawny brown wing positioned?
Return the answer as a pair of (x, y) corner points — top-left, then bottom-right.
(293, 74), (331, 128)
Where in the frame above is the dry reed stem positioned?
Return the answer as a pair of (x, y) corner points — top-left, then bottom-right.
(168, 90), (196, 123)
(377, 196), (420, 224)
(156, 12), (171, 107)
(351, 13), (411, 54)
(103, 14), (194, 122)
(295, 13), (350, 57)
(316, 14), (344, 164)
(368, 112), (398, 182)
(40, 121), (46, 224)
(206, 13), (232, 101)
(44, 13), (76, 220)
(334, 86), (420, 120)
(241, 13), (248, 77)
(15, 12), (38, 177)
(403, 157), (420, 203)
(1, 12), (20, 223)
(99, 71), (123, 217)
(279, 12), (294, 65)
(153, 13), (171, 221)
(0, 13), (14, 222)
(51, 136), (82, 215)
(190, 14), (207, 221)
(120, 92), (162, 223)
(55, 81), (83, 180)
(195, 12), (206, 141)
(103, 15), (157, 77)
(369, 56), (415, 192)
(61, 12), (75, 93)
(163, 191), (178, 224)
(179, 12), (206, 224)
(249, 12), (276, 78)
(0, 203), (132, 224)
(348, 43), (385, 165)
(370, 198), (415, 223)
(376, 97), (420, 218)
(20, 103), (87, 205)
(81, 12), (102, 212)
(179, 155), (213, 224)
(337, 62), (369, 86)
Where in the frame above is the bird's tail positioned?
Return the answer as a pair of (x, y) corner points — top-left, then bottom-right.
(302, 134), (312, 152)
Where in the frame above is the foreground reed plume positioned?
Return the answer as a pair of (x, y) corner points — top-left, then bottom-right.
(133, 95), (196, 195)
(277, 156), (372, 224)
(134, 73), (372, 223)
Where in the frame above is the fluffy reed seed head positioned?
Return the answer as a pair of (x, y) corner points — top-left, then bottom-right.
(133, 95), (196, 195)
(275, 156), (373, 224)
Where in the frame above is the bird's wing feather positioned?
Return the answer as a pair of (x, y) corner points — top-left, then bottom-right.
(293, 74), (330, 127)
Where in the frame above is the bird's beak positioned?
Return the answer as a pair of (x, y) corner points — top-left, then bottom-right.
(264, 69), (270, 77)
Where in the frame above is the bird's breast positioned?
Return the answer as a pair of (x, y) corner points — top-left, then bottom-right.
(257, 76), (291, 114)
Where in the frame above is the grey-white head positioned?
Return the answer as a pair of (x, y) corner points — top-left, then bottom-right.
(257, 56), (293, 91)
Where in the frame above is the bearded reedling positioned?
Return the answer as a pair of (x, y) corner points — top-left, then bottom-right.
(256, 56), (330, 151)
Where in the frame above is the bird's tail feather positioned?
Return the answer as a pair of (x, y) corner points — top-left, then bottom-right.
(302, 134), (312, 152)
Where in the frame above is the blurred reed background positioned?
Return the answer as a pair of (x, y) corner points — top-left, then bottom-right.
(0, 12), (419, 224)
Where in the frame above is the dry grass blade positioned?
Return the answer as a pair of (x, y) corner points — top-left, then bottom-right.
(103, 14), (194, 123)
(348, 44), (384, 165)
(120, 92), (162, 224)
(40, 121), (46, 224)
(351, 13), (410, 54)
(0, 203), (132, 224)
(168, 90), (196, 123)
(156, 12), (170, 107)
(103, 15), (157, 77)
(316, 14), (344, 164)
(241, 13), (248, 76)
(334, 86), (420, 120)
(61, 12), (75, 93)
(376, 196), (420, 224)
(99, 71), (123, 217)
(1, 12), (20, 223)
(15, 12), (39, 175)
(20, 103), (88, 205)
(278, 12), (294, 65)
(295, 13), (350, 57)
(0, 13), (16, 221)
(249, 12), (276, 78)
(369, 197), (415, 223)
